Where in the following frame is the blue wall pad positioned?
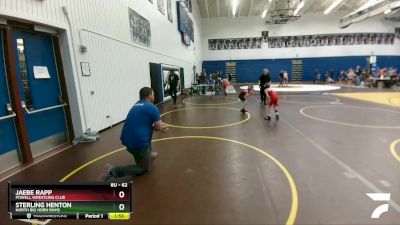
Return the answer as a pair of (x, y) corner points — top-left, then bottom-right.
(203, 55), (400, 82)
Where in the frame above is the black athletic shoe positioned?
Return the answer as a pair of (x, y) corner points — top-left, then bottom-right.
(264, 116), (271, 121)
(276, 114), (279, 120)
(240, 109), (247, 113)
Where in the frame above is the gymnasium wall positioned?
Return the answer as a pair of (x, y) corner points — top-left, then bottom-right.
(201, 12), (400, 61)
(201, 11), (399, 83)
(203, 56), (400, 83)
(0, 0), (203, 134)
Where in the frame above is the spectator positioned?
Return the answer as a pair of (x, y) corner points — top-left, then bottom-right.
(279, 70), (284, 87)
(338, 70), (345, 84)
(314, 69), (321, 84)
(347, 68), (354, 85)
(283, 71), (289, 87)
(99, 87), (168, 182)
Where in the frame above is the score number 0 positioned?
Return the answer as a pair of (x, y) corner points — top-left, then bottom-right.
(110, 183), (129, 211)
(119, 191), (125, 210)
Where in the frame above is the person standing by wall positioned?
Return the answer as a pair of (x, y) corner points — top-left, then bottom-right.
(338, 70), (345, 84)
(283, 70), (289, 87)
(195, 73), (200, 84)
(347, 68), (355, 85)
(355, 65), (362, 86)
(222, 77), (229, 96)
(278, 70), (284, 87)
(314, 69), (321, 84)
(200, 72), (207, 94)
(168, 70), (180, 104)
(258, 68), (272, 105)
(99, 87), (168, 182)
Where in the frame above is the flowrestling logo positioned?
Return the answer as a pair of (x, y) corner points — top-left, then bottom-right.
(366, 193), (391, 219)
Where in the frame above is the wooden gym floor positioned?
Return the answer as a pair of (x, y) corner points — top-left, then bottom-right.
(0, 86), (399, 225)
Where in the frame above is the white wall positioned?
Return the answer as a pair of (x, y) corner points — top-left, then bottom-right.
(202, 12), (400, 61)
(0, 0), (203, 134)
(192, 0), (203, 75)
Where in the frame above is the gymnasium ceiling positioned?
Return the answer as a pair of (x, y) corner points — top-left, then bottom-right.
(197, 0), (380, 18)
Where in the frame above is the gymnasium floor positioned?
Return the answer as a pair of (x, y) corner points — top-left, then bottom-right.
(0, 86), (399, 225)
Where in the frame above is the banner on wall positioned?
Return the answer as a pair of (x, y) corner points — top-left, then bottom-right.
(208, 32), (395, 51)
(177, 1), (194, 46)
(167, 0), (173, 22)
(183, 0), (192, 13)
(267, 32), (395, 48)
(158, 0), (165, 14)
(129, 8), (151, 47)
(208, 37), (262, 50)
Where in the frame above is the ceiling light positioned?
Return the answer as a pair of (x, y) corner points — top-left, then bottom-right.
(294, 0), (305, 16)
(384, 8), (392, 14)
(355, 0), (385, 13)
(324, 0), (344, 15)
(261, 8), (268, 18)
(232, 0), (239, 16)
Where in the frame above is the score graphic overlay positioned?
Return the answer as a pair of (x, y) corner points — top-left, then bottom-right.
(8, 182), (131, 220)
